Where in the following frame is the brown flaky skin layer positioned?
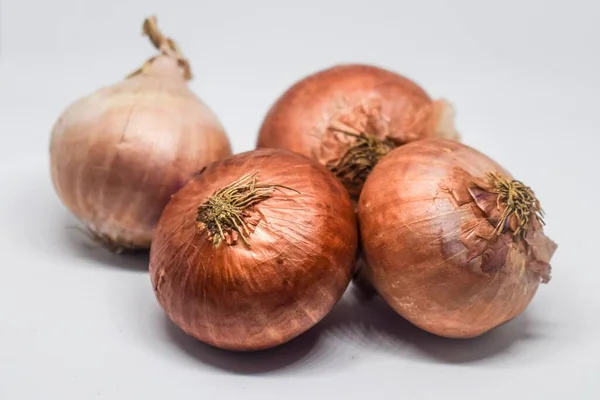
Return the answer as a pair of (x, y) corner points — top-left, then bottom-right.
(358, 139), (557, 338)
(256, 64), (458, 198)
(149, 149), (358, 351)
(50, 56), (232, 249)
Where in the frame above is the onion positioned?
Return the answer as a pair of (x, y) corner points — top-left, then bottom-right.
(149, 149), (358, 351)
(357, 139), (557, 338)
(50, 16), (231, 252)
(257, 64), (459, 199)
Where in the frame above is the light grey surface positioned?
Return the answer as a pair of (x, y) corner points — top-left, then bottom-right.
(0, 0), (598, 398)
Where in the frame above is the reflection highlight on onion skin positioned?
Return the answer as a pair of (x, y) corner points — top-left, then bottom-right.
(158, 285), (542, 374)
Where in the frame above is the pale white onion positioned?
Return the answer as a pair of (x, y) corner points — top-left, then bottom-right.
(50, 16), (231, 251)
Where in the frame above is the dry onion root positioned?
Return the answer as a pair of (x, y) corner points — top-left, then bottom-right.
(149, 149), (358, 351)
(49, 16), (232, 252)
(357, 139), (557, 338)
(257, 64), (459, 200)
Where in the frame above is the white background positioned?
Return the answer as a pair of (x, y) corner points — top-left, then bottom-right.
(1, 0), (598, 398)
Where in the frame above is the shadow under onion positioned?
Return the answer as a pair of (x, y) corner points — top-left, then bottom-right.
(161, 307), (345, 375)
(156, 284), (543, 374)
(55, 203), (543, 366)
(12, 167), (555, 372)
(7, 171), (149, 272)
(60, 221), (150, 272)
(328, 286), (545, 364)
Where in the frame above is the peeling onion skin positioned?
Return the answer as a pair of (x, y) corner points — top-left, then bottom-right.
(257, 64), (459, 199)
(149, 149), (358, 351)
(49, 22), (232, 251)
(357, 139), (557, 338)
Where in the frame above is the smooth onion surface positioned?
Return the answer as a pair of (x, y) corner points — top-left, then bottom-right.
(358, 139), (557, 338)
(150, 149), (358, 351)
(257, 64), (459, 198)
(50, 51), (231, 250)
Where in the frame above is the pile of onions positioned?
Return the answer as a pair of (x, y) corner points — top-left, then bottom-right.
(257, 64), (459, 199)
(357, 139), (557, 338)
(149, 149), (358, 351)
(45, 15), (558, 350)
(49, 16), (231, 252)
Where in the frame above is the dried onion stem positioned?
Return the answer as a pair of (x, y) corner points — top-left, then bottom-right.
(196, 172), (298, 247)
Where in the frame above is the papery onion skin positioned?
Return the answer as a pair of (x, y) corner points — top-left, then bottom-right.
(50, 17), (231, 251)
(149, 149), (358, 351)
(358, 139), (557, 338)
(257, 64), (459, 199)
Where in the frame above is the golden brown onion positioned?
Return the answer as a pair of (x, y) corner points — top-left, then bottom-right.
(149, 149), (358, 351)
(50, 16), (231, 252)
(257, 64), (459, 199)
(358, 139), (557, 338)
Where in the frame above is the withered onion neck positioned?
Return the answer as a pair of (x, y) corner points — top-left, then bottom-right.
(196, 172), (297, 247)
(327, 129), (395, 193)
(488, 173), (544, 238)
(128, 15), (192, 80)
